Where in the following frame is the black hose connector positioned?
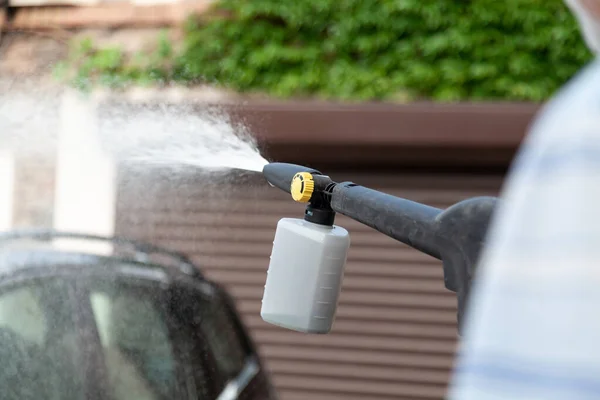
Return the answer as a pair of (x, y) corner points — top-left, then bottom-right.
(262, 163), (322, 194)
(331, 182), (442, 259)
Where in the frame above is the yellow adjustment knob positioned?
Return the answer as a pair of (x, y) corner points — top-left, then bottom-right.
(290, 172), (315, 203)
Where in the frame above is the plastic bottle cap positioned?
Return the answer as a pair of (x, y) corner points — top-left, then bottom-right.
(290, 172), (315, 203)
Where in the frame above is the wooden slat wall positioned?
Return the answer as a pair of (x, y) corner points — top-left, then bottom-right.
(115, 169), (502, 400)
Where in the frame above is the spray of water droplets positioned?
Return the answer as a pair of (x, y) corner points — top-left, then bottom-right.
(98, 100), (269, 173)
(0, 85), (269, 174)
(0, 83), (62, 159)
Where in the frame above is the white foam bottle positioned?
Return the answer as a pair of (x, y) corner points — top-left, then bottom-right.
(261, 217), (350, 334)
(261, 170), (351, 334)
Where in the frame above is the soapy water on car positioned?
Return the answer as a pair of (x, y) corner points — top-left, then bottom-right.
(0, 88), (270, 174)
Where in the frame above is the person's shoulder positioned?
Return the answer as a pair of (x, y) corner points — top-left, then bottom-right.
(506, 59), (600, 182)
(529, 59), (600, 141)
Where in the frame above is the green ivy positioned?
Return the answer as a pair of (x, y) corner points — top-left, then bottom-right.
(57, 0), (593, 101)
(55, 30), (175, 92)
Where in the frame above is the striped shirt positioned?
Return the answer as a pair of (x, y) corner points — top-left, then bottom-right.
(448, 58), (600, 400)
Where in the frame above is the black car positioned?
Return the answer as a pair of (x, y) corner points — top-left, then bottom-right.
(0, 230), (276, 400)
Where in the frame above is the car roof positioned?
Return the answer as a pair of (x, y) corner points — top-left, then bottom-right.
(0, 229), (203, 283)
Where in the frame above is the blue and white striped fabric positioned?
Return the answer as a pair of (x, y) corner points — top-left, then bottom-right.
(448, 58), (600, 400)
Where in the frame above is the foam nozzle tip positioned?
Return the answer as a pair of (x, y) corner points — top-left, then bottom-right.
(262, 163), (322, 194)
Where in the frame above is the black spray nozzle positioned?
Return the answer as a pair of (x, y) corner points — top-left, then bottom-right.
(263, 162), (337, 226)
(262, 163), (322, 194)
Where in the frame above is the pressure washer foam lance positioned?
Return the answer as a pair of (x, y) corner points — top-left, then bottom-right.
(260, 162), (498, 334)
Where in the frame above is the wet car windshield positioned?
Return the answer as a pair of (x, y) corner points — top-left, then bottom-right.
(0, 278), (178, 400)
(91, 285), (178, 400)
(0, 279), (86, 400)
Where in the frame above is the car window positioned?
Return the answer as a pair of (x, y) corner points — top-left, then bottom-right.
(89, 287), (178, 400)
(194, 290), (248, 380)
(0, 280), (85, 400)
